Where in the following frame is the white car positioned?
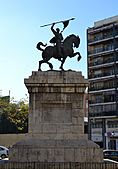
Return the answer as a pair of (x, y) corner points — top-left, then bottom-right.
(0, 146), (9, 159)
(103, 158), (118, 164)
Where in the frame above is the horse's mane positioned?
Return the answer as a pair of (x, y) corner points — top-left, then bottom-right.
(64, 34), (76, 40)
(63, 34), (78, 44)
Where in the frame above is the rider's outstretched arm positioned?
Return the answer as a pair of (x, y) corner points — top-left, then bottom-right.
(51, 23), (56, 35)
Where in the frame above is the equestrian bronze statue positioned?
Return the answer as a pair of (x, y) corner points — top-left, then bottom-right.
(36, 18), (81, 71)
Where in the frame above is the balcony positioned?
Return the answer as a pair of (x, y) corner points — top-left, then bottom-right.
(88, 23), (118, 34)
(89, 72), (115, 79)
(88, 24), (118, 45)
(88, 33), (118, 45)
(88, 47), (115, 56)
(89, 98), (116, 105)
(89, 101), (118, 118)
(89, 57), (118, 67)
(89, 110), (117, 117)
(89, 86), (116, 92)
(88, 34), (114, 45)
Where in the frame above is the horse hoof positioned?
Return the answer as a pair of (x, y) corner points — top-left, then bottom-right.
(49, 63), (53, 70)
(38, 68), (42, 71)
(77, 55), (81, 62)
(59, 67), (64, 71)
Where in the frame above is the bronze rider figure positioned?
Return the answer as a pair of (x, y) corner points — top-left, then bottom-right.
(50, 23), (63, 60)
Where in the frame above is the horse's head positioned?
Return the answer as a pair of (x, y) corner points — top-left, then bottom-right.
(74, 35), (80, 48)
(63, 34), (80, 49)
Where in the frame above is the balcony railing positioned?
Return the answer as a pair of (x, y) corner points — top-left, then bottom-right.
(89, 110), (117, 117)
(89, 57), (118, 67)
(89, 97), (116, 104)
(88, 34), (114, 44)
(88, 46), (115, 55)
(89, 72), (116, 79)
(89, 84), (117, 91)
(88, 32), (118, 44)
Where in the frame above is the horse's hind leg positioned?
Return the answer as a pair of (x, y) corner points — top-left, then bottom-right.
(38, 60), (43, 71)
(38, 60), (53, 71)
(59, 58), (66, 71)
(48, 62), (53, 70)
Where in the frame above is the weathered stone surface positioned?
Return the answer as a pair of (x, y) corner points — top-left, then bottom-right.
(10, 138), (103, 162)
(9, 71), (103, 162)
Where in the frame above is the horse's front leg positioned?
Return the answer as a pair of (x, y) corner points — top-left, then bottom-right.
(59, 57), (66, 71)
(69, 52), (79, 58)
(70, 52), (81, 62)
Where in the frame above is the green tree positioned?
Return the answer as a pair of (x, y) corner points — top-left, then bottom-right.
(0, 96), (28, 133)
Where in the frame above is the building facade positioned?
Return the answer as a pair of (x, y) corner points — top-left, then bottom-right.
(87, 16), (118, 149)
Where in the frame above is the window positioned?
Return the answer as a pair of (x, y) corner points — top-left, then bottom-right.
(104, 43), (113, 51)
(94, 33), (102, 41)
(108, 121), (118, 128)
(92, 121), (102, 128)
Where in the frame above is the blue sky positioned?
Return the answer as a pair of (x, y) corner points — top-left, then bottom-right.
(0, 0), (118, 101)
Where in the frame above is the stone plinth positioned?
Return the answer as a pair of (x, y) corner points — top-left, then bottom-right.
(9, 71), (103, 162)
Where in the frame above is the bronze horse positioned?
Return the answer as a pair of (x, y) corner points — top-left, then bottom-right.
(36, 34), (81, 71)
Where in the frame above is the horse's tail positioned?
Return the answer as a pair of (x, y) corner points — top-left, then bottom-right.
(36, 42), (47, 51)
(77, 52), (81, 62)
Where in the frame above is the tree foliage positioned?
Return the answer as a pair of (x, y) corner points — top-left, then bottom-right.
(0, 96), (28, 133)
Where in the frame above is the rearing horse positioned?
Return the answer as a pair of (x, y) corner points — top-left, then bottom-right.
(36, 34), (81, 71)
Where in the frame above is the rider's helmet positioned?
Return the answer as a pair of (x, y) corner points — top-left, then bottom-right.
(56, 28), (60, 33)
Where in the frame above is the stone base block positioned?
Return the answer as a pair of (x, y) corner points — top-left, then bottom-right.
(9, 138), (103, 162)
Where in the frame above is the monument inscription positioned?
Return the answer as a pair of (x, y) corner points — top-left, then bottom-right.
(42, 103), (72, 123)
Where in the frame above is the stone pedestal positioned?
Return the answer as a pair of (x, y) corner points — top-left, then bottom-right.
(9, 71), (103, 162)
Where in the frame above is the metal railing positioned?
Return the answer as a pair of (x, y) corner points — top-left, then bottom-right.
(0, 162), (118, 169)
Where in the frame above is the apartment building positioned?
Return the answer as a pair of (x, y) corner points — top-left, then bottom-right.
(87, 16), (118, 149)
